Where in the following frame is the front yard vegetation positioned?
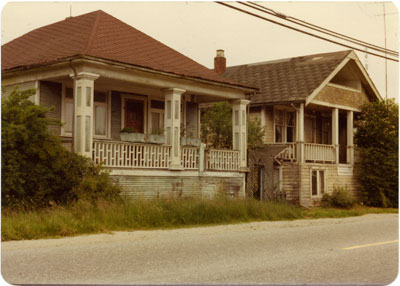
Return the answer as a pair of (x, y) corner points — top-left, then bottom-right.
(2, 88), (121, 210)
(2, 197), (397, 241)
(355, 99), (398, 208)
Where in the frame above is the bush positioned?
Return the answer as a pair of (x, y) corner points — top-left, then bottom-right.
(2, 88), (120, 210)
(354, 99), (398, 207)
(201, 102), (232, 148)
(321, 187), (356, 209)
(248, 118), (264, 148)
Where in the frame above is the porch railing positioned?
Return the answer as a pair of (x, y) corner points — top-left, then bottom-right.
(304, 143), (335, 163)
(181, 147), (199, 169)
(93, 140), (171, 169)
(206, 149), (240, 171)
(266, 143), (297, 162)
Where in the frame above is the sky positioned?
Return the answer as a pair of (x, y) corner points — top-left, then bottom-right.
(1, 1), (398, 100)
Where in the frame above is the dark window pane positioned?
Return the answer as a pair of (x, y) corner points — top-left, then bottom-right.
(320, 171), (325, 194)
(312, 170), (317, 196)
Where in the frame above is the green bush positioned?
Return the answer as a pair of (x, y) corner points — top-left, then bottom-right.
(201, 102), (232, 148)
(354, 99), (398, 207)
(248, 118), (264, 148)
(2, 88), (120, 210)
(321, 187), (356, 209)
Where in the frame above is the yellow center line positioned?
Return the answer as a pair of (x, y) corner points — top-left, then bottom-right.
(343, 240), (399, 250)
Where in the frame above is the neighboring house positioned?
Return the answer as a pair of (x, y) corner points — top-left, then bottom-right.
(1, 10), (257, 199)
(217, 50), (381, 207)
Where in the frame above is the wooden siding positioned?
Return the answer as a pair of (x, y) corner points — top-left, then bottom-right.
(314, 85), (369, 109)
(111, 91), (122, 140)
(186, 102), (199, 137)
(281, 162), (360, 208)
(3, 81), (37, 102)
(264, 106), (274, 142)
(111, 174), (245, 200)
(280, 164), (300, 204)
(40, 81), (62, 135)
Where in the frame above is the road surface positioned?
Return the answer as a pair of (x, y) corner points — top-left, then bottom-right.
(2, 213), (398, 285)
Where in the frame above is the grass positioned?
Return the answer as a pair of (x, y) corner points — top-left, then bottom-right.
(2, 198), (397, 241)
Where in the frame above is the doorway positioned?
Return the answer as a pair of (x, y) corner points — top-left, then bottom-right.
(125, 99), (144, 133)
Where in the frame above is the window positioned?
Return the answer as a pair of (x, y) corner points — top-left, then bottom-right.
(274, 109), (295, 143)
(62, 88), (74, 135)
(94, 91), (107, 137)
(150, 100), (164, 133)
(311, 169), (326, 197)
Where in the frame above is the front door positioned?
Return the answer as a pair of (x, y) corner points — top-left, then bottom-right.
(125, 99), (144, 133)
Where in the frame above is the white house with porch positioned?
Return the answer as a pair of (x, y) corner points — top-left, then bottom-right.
(2, 10), (257, 199)
(220, 50), (382, 207)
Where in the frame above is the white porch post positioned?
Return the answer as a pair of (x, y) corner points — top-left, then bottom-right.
(70, 72), (99, 158)
(163, 88), (185, 169)
(297, 103), (305, 163)
(346, 110), (354, 164)
(332, 108), (339, 164)
(232, 99), (250, 169)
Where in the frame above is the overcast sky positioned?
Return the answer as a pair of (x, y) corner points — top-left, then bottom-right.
(1, 1), (398, 100)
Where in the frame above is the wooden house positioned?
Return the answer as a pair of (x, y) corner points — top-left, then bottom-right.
(1, 10), (258, 199)
(219, 50), (382, 207)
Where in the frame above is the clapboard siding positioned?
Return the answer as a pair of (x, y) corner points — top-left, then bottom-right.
(281, 164), (300, 204)
(40, 81), (62, 135)
(111, 91), (122, 140)
(264, 106), (274, 142)
(280, 162), (360, 207)
(111, 174), (245, 200)
(3, 81), (37, 102)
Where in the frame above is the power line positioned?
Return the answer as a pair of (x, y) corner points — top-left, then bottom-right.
(243, 1), (398, 57)
(215, 2), (398, 62)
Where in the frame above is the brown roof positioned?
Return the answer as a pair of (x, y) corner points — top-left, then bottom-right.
(224, 50), (352, 104)
(2, 10), (252, 89)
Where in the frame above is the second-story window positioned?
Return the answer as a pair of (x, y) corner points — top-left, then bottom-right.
(275, 109), (295, 143)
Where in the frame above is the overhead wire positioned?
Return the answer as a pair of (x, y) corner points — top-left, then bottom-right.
(215, 1), (398, 62)
(243, 1), (398, 57)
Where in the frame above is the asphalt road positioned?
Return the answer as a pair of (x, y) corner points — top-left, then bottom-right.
(2, 213), (398, 285)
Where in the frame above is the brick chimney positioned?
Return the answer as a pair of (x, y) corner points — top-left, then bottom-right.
(214, 49), (226, 75)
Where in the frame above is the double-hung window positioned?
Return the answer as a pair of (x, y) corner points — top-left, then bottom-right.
(311, 169), (326, 197)
(150, 100), (165, 133)
(94, 91), (107, 137)
(274, 109), (295, 143)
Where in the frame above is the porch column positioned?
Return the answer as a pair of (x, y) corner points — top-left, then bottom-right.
(347, 110), (354, 164)
(297, 103), (305, 163)
(70, 72), (99, 158)
(163, 88), (185, 169)
(232, 99), (250, 169)
(332, 108), (339, 164)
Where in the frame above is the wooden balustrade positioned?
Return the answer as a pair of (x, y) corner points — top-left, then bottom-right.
(304, 143), (335, 163)
(206, 149), (240, 171)
(93, 140), (171, 169)
(181, 147), (199, 169)
(270, 143), (297, 162)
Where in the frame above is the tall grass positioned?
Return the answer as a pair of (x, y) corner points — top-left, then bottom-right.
(2, 198), (397, 241)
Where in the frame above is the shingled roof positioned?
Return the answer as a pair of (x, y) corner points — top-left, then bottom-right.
(2, 10), (252, 89)
(224, 50), (352, 104)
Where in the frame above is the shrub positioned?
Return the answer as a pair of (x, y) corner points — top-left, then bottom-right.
(2, 88), (120, 210)
(200, 102), (232, 148)
(248, 118), (264, 148)
(321, 187), (356, 209)
(354, 99), (398, 207)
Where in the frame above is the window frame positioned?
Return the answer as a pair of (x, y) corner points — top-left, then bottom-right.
(273, 107), (296, 143)
(310, 168), (327, 198)
(61, 85), (73, 137)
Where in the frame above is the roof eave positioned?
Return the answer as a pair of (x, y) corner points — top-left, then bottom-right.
(2, 55), (259, 94)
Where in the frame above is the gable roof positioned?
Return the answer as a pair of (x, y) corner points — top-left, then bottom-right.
(2, 10), (253, 90)
(224, 50), (353, 105)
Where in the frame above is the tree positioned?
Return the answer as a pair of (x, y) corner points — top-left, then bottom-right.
(200, 102), (264, 149)
(201, 102), (233, 149)
(354, 99), (398, 207)
(2, 88), (120, 209)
